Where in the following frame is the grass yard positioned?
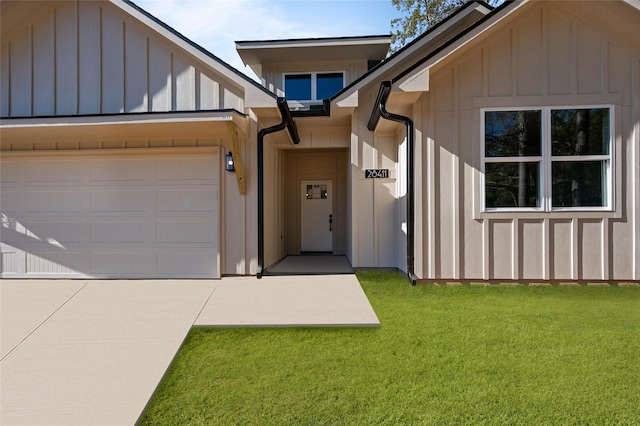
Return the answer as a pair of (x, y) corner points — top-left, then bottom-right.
(138, 272), (640, 425)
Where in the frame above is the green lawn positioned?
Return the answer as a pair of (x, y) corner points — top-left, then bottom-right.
(138, 272), (640, 425)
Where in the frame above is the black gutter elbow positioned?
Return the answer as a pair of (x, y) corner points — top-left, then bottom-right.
(277, 97), (300, 144)
(367, 81), (392, 131)
(369, 81), (417, 286)
(256, 97), (299, 278)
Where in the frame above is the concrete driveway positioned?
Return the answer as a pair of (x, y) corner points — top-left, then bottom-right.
(1, 275), (378, 425)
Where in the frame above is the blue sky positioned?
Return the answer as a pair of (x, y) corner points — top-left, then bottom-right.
(134, 0), (401, 78)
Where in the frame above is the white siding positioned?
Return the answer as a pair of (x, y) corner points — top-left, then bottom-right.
(0, 1), (245, 117)
(350, 121), (403, 269)
(415, 1), (640, 281)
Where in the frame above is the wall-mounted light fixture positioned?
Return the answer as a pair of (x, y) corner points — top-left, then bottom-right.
(225, 151), (235, 172)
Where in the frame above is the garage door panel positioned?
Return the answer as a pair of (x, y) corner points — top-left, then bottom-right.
(156, 187), (217, 212)
(1, 250), (19, 275)
(90, 220), (152, 243)
(157, 219), (217, 243)
(26, 160), (85, 183)
(1, 161), (21, 183)
(1, 149), (220, 278)
(27, 190), (86, 213)
(0, 225), (20, 244)
(90, 158), (151, 182)
(24, 220), (86, 244)
(90, 189), (150, 213)
(26, 251), (84, 275)
(1, 192), (23, 215)
(90, 251), (154, 276)
(157, 250), (216, 276)
(157, 157), (216, 181)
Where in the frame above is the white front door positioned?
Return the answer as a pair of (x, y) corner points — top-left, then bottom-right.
(300, 180), (333, 252)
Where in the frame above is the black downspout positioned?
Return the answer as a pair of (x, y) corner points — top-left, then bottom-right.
(368, 81), (417, 286)
(256, 97), (299, 278)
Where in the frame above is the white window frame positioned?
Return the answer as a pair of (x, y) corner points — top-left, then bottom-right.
(283, 71), (345, 102)
(481, 105), (614, 213)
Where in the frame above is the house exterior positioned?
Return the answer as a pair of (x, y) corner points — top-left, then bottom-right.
(1, 0), (639, 283)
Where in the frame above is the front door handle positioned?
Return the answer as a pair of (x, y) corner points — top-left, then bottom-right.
(329, 214), (333, 232)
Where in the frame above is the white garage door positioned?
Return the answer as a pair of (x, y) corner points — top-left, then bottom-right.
(0, 149), (220, 279)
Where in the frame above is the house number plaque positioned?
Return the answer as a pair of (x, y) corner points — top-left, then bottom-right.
(365, 169), (389, 179)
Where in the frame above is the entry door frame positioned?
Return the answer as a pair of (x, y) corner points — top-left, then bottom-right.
(284, 149), (347, 256)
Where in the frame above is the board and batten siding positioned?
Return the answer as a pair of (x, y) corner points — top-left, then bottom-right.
(348, 101), (407, 270)
(0, 1), (243, 118)
(418, 2), (639, 281)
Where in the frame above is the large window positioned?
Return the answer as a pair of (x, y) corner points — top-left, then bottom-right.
(482, 107), (612, 211)
(284, 72), (344, 101)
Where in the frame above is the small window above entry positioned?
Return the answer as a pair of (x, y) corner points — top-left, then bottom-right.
(284, 72), (345, 101)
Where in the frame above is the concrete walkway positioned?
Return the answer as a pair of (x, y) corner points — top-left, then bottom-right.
(0, 275), (378, 426)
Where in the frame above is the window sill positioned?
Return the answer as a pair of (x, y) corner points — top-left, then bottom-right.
(477, 209), (619, 220)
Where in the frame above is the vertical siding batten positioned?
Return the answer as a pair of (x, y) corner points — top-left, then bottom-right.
(482, 216), (489, 280)
(146, 36), (150, 112)
(510, 28), (517, 96)
(413, 99), (424, 277)
(542, 217), (550, 280)
(170, 52), (175, 110)
(1, 45), (9, 116)
(30, 24), (34, 116)
(602, 217), (609, 280)
(512, 218), (518, 280)
(75, 1), (80, 114)
(53, 7), (57, 115)
(634, 58), (640, 280)
(99, 6), (103, 113)
(427, 93), (436, 278)
(452, 65), (460, 280)
(195, 69), (201, 110)
(122, 21), (127, 111)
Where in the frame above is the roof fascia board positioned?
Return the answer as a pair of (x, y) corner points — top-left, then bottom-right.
(332, 1), (493, 105)
(237, 35), (391, 50)
(1, 110), (247, 129)
(112, 0), (276, 108)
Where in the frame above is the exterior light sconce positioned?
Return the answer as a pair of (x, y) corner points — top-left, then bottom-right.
(226, 151), (235, 172)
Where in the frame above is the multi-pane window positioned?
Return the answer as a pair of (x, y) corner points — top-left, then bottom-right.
(482, 107), (612, 211)
(284, 72), (344, 101)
